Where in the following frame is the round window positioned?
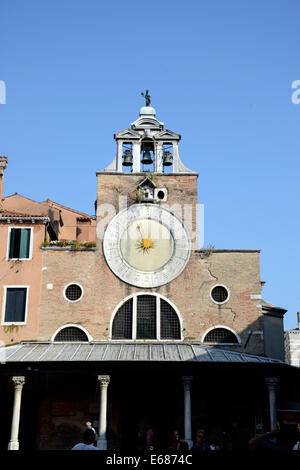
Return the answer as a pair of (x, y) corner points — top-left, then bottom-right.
(211, 285), (229, 304)
(64, 284), (83, 302)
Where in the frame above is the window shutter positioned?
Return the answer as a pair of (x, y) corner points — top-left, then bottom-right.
(19, 229), (31, 258)
(5, 288), (27, 322)
(9, 229), (17, 258)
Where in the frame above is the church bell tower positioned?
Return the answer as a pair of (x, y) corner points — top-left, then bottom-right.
(104, 91), (195, 175)
(96, 93), (199, 288)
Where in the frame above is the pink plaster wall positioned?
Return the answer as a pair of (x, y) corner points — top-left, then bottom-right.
(0, 222), (45, 345)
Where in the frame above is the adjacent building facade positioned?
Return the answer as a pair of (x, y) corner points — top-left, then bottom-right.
(285, 312), (300, 367)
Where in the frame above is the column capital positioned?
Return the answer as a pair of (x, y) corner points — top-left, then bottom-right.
(265, 377), (280, 389)
(12, 376), (25, 388)
(98, 375), (110, 387)
(182, 376), (193, 390)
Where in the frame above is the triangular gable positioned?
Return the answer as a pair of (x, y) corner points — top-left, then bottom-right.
(154, 129), (181, 140)
(114, 129), (141, 140)
(4, 193), (40, 204)
(2, 193), (60, 219)
(42, 199), (95, 220)
(137, 176), (156, 189)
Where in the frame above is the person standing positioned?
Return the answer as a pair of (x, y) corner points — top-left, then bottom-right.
(85, 421), (97, 446)
(190, 429), (210, 451)
(72, 429), (100, 450)
(168, 429), (180, 450)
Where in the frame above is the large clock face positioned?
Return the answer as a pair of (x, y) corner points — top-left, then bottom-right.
(103, 204), (191, 288)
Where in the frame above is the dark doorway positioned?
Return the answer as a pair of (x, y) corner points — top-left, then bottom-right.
(111, 373), (183, 451)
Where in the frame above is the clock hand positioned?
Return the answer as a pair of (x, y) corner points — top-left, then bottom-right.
(138, 223), (146, 239)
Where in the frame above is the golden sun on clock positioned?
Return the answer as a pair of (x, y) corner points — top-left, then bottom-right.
(120, 218), (174, 272)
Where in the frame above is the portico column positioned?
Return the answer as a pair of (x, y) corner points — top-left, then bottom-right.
(265, 377), (280, 430)
(182, 376), (193, 448)
(8, 376), (25, 450)
(97, 375), (110, 450)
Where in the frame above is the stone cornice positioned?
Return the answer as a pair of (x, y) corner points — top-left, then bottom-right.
(196, 249), (261, 253)
(0, 216), (50, 224)
(96, 171), (198, 177)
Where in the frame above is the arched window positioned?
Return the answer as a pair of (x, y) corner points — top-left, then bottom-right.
(203, 327), (239, 344)
(140, 139), (155, 172)
(53, 326), (89, 342)
(111, 294), (181, 340)
(112, 298), (133, 340)
(162, 143), (173, 173)
(160, 298), (180, 339)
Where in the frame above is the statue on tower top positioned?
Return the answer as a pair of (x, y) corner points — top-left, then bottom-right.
(141, 90), (151, 106)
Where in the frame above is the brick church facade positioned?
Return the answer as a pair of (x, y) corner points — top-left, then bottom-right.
(0, 102), (299, 451)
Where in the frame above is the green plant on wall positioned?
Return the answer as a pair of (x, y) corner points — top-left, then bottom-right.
(201, 243), (215, 258)
(41, 241), (96, 249)
(134, 188), (144, 202)
(3, 324), (19, 334)
(144, 171), (158, 184)
(70, 242), (79, 250)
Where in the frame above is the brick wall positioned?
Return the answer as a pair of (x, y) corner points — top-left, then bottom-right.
(37, 171), (264, 355)
(0, 171), (264, 355)
(38, 246), (263, 355)
(96, 173), (199, 249)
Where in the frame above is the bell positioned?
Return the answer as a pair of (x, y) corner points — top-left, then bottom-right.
(141, 150), (153, 165)
(122, 149), (133, 166)
(163, 151), (172, 166)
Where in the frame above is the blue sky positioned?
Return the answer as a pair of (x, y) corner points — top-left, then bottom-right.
(1, 0), (299, 329)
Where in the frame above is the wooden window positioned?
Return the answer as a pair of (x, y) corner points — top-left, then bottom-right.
(8, 228), (31, 259)
(4, 287), (27, 323)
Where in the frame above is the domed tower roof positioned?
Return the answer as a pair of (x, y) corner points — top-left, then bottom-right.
(139, 105), (156, 117)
